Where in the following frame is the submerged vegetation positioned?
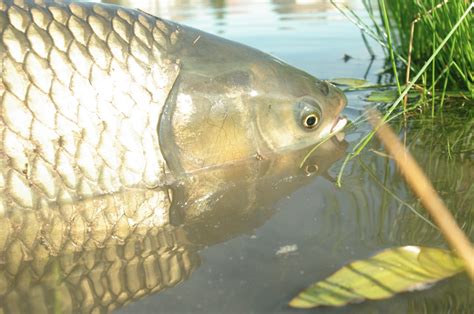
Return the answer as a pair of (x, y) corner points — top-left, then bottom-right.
(290, 108), (474, 309)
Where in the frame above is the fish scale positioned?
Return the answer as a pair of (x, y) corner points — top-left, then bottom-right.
(0, 4), (183, 308)
(0, 188), (172, 263)
(0, 190), (174, 312)
(0, 226), (199, 313)
(0, 0), (180, 211)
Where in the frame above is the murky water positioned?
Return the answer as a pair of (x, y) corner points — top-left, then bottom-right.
(1, 0), (472, 313)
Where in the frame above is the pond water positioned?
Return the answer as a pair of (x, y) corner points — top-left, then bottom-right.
(1, 0), (472, 313)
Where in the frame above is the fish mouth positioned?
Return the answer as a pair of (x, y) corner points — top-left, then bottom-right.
(330, 116), (348, 142)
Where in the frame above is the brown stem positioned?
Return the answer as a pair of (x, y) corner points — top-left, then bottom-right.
(368, 110), (474, 279)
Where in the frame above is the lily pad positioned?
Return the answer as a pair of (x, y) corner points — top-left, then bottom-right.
(330, 78), (369, 87)
(289, 246), (464, 309)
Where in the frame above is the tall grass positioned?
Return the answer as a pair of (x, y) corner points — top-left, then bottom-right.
(385, 0), (473, 96)
(328, 1), (473, 186)
(331, 0), (473, 103)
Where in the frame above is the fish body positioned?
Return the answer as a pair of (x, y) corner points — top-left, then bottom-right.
(0, 0), (347, 213)
(0, 0), (347, 255)
(0, 1), (348, 312)
(0, 0), (181, 211)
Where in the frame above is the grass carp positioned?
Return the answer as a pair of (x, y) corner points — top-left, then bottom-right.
(0, 2), (348, 311)
(0, 0), (347, 212)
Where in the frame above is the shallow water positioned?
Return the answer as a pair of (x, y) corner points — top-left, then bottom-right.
(1, 0), (472, 313)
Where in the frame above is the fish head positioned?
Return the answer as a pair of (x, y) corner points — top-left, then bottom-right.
(248, 57), (347, 153)
(161, 27), (347, 175)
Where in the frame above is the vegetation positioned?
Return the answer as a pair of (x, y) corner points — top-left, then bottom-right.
(331, 0), (472, 115)
(325, 1), (473, 186)
(292, 1), (474, 309)
(384, 0), (473, 96)
(290, 246), (464, 308)
(356, 0), (473, 103)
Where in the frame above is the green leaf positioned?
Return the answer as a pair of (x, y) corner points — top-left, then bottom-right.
(365, 89), (399, 102)
(289, 246), (464, 309)
(365, 89), (421, 103)
(330, 78), (369, 87)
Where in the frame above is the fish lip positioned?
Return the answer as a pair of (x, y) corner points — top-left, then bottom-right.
(330, 116), (348, 134)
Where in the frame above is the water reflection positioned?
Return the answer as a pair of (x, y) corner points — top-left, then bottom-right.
(101, 0), (357, 33)
(135, 113), (473, 313)
(209, 0), (226, 21)
(0, 138), (347, 313)
(272, 0), (349, 18)
(385, 112), (474, 245)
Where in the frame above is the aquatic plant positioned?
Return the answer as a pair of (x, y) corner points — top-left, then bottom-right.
(326, 1), (473, 186)
(290, 111), (474, 309)
(291, 2), (474, 309)
(331, 0), (473, 108)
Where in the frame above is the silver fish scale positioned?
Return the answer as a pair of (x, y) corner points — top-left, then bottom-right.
(0, 0), (180, 212)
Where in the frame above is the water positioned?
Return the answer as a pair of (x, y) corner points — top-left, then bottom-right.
(1, 0), (472, 313)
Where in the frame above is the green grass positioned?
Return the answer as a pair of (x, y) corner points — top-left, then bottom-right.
(327, 1), (473, 186)
(384, 0), (473, 95)
(332, 0), (473, 102)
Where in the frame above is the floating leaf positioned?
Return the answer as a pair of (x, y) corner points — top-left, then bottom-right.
(330, 78), (369, 87)
(366, 89), (399, 102)
(366, 89), (420, 102)
(289, 246), (464, 309)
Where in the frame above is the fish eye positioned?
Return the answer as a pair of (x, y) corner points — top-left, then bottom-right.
(304, 164), (319, 176)
(295, 97), (322, 130)
(302, 113), (320, 129)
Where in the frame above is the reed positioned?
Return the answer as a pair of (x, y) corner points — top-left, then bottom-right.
(331, 0), (473, 104)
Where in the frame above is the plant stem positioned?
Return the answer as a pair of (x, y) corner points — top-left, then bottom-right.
(379, 0), (402, 94)
(368, 110), (474, 280)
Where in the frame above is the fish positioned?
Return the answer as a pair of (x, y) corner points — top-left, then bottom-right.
(0, 1), (349, 312)
(0, 0), (347, 212)
(0, 0), (348, 259)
